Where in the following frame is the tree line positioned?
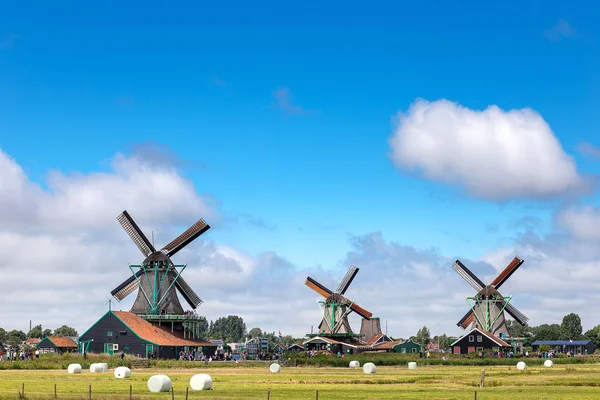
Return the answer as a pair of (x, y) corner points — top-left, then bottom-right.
(0, 324), (79, 348)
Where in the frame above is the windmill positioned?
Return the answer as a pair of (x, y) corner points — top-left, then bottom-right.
(305, 265), (373, 338)
(452, 256), (529, 338)
(110, 210), (210, 316)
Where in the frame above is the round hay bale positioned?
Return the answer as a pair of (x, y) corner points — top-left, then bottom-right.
(67, 364), (82, 374)
(114, 366), (131, 379)
(408, 362), (417, 370)
(190, 374), (213, 391)
(148, 375), (172, 393)
(269, 363), (281, 373)
(349, 360), (360, 369)
(89, 363), (108, 373)
(363, 362), (376, 374)
(516, 361), (526, 370)
(544, 360), (553, 368)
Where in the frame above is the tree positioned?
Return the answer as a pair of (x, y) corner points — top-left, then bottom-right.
(584, 325), (600, 350)
(506, 319), (532, 339)
(42, 329), (52, 337)
(209, 316), (246, 342)
(27, 324), (43, 339)
(415, 326), (431, 346)
(6, 330), (26, 348)
(53, 325), (78, 337)
(532, 324), (561, 341)
(248, 328), (263, 339)
(560, 313), (582, 340)
(538, 344), (551, 353)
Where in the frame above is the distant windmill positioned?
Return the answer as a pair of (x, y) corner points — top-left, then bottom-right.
(305, 265), (373, 337)
(452, 257), (529, 338)
(110, 210), (210, 316)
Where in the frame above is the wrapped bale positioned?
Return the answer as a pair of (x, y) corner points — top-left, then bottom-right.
(544, 360), (553, 368)
(408, 362), (417, 370)
(67, 364), (82, 374)
(516, 361), (526, 370)
(363, 362), (376, 374)
(269, 363), (281, 373)
(114, 366), (132, 379)
(148, 375), (172, 393)
(89, 363), (108, 373)
(190, 374), (213, 390)
(349, 360), (360, 369)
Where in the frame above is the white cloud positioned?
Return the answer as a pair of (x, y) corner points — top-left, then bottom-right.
(555, 206), (600, 241)
(389, 99), (587, 201)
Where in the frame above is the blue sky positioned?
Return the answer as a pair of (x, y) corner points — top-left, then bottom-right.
(1, 1), (600, 335)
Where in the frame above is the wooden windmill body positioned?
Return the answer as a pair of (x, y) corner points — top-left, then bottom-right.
(306, 266), (373, 340)
(453, 257), (529, 339)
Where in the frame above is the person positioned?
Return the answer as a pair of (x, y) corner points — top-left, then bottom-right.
(83, 351), (87, 359)
(35, 350), (39, 359)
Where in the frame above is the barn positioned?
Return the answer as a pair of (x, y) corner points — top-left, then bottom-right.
(393, 339), (422, 354)
(36, 336), (78, 354)
(79, 310), (215, 359)
(450, 328), (511, 355)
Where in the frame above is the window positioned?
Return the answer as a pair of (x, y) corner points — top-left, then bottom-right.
(412, 348), (417, 353)
(124, 345), (130, 353)
(477, 335), (482, 343)
(454, 346), (460, 354)
(107, 331), (113, 337)
(469, 335), (474, 342)
(401, 348), (406, 353)
(476, 347), (483, 352)
(120, 331), (127, 335)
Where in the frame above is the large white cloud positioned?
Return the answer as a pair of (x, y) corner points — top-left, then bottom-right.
(389, 99), (587, 201)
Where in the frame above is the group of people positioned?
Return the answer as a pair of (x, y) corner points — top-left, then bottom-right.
(0, 349), (40, 361)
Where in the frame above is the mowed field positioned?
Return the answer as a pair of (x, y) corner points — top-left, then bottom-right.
(2, 364), (600, 400)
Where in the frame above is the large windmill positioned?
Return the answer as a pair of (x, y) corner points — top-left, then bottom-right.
(305, 265), (373, 338)
(110, 210), (210, 316)
(452, 257), (529, 338)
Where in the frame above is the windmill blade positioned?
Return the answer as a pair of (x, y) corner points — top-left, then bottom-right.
(452, 260), (486, 291)
(346, 300), (373, 320)
(457, 309), (475, 329)
(162, 218), (210, 257)
(117, 211), (156, 256)
(305, 277), (334, 298)
(336, 265), (359, 295)
(503, 301), (529, 326)
(111, 269), (144, 301)
(491, 256), (524, 289)
(174, 274), (203, 309)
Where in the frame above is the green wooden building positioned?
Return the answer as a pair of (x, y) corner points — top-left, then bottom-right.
(393, 339), (422, 354)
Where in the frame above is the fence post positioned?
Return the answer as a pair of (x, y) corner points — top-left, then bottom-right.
(474, 390), (477, 400)
(129, 384), (132, 400)
(171, 386), (175, 400)
(186, 387), (189, 400)
(316, 389), (319, 400)
(88, 384), (92, 400)
(480, 369), (485, 388)
(22, 383), (24, 396)
(54, 383), (57, 398)
(267, 390), (270, 399)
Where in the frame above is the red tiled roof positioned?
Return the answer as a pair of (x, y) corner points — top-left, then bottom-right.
(49, 337), (77, 348)
(113, 311), (215, 347)
(375, 340), (404, 350)
(367, 333), (385, 345)
(25, 338), (41, 345)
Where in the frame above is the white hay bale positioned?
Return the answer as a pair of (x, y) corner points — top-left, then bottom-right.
(544, 360), (553, 368)
(269, 363), (281, 373)
(190, 374), (213, 390)
(363, 362), (376, 374)
(114, 366), (131, 379)
(89, 363), (108, 373)
(148, 375), (172, 393)
(67, 364), (82, 374)
(349, 360), (360, 369)
(516, 361), (526, 370)
(408, 362), (417, 370)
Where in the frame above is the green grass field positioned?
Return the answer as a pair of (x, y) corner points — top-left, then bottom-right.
(2, 363), (600, 400)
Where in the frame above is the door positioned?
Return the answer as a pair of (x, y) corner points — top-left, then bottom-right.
(454, 346), (460, 354)
(146, 344), (154, 358)
(103, 343), (114, 355)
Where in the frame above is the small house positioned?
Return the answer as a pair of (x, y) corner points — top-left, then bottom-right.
(450, 328), (511, 355)
(287, 343), (304, 352)
(79, 310), (216, 359)
(393, 339), (422, 354)
(36, 336), (78, 354)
